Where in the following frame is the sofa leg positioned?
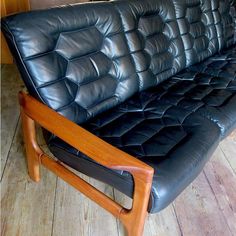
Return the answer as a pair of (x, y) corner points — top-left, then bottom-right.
(123, 214), (147, 236)
(121, 207), (148, 236)
(21, 108), (43, 182)
(120, 180), (152, 236)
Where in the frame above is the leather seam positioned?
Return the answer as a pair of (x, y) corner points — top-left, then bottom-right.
(3, 22), (46, 104)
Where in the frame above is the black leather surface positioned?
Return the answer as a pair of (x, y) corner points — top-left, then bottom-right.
(113, 0), (236, 138)
(1, 2), (139, 124)
(115, 0), (186, 89)
(212, 0), (236, 50)
(172, 0), (235, 66)
(172, 0), (219, 66)
(186, 44), (236, 79)
(48, 91), (220, 213)
(1, 0), (235, 213)
(159, 72), (236, 137)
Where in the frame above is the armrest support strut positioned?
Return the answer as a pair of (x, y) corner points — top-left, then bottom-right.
(19, 91), (154, 236)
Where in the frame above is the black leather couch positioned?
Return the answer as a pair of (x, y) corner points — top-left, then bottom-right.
(2, 0), (236, 214)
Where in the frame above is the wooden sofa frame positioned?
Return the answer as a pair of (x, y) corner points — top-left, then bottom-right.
(19, 91), (154, 236)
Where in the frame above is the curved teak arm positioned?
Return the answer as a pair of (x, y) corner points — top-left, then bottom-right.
(19, 91), (154, 236)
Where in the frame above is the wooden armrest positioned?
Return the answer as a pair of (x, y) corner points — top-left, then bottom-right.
(19, 91), (154, 236)
(19, 92), (153, 183)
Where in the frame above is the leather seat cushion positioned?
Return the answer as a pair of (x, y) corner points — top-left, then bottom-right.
(47, 89), (220, 213)
(185, 44), (236, 79)
(156, 71), (236, 137)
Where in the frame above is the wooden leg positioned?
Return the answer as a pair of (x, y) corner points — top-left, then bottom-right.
(120, 176), (152, 236)
(19, 92), (154, 235)
(20, 108), (151, 235)
(20, 107), (43, 182)
(20, 107), (151, 235)
(41, 152), (150, 236)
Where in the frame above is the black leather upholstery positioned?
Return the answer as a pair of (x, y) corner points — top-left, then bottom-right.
(1, 0), (236, 213)
(1, 2), (139, 124)
(115, 0), (186, 88)
(48, 91), (220, 212)
(186, 44), (236, 79)
(172, 0), (219, 66)
(172, 0), (236, 66)
(212, 0), (235, 50)
(114, 0), (236, 139)
(159, 72), (236, 137)
(177, 0), (236, 79)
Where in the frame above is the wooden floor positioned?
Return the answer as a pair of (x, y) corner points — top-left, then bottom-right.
(1, 64), (236, 236)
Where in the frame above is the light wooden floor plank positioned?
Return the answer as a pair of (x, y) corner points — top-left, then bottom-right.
(203, 145), (236, 234)
(1, 64), (236, 236)
(220, 136), (236, 174)
(52, 173), (119, 236)
(114, 190), (182, 236)
(174, 171), (232, 236)
(227, 130), (236, 142)
(1, 122), (57, 236)
(1, 64), (24, 178)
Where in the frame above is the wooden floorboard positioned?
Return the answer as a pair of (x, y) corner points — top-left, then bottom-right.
(1, 65), (236, 236)
(1, 64), (24, 178)
(173, 170), (232, 236)
(1, 122), (57, 236)
(220, 134), (236, 174)
(52, 176), (119, 236)
(204, 146), (236, 234)
(114, 189), (182, 236)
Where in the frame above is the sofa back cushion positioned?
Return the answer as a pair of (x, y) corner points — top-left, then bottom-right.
(2, 2), (138, 124)
(115, 0), (186, 90)
(172, 0), (220, 67)
(212, 0), (236, 50)
(2, 0), (235, 125)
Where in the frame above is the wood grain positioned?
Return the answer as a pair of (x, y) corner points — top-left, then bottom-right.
(1, 0), (30, 64)
(19, 92), (154, 181)
(19, 92), (154, 236)
(228, 129), (236, 142)
(114, 189), (182, 236)
(1, 65), (236, 236)
(21, 108), (43, 182)
(0, 35), (13, 64)
(29, 0), (89, 10)
(1, 65), (24, 178)
(174, 169), (232, 236)
(1, 0), (13, 64)
(2, 0), (30, 14)
(1, 122), (57, 236)
(52, 173), (119, 236)
(220, 137), (236, 173)
(204, 146), (236, 234)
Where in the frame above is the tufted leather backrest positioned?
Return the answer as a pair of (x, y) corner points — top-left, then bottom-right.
(212, 0), (236, 50)
(172, 0), (220, 67)
(114, 0), (186, 90)
(2, 0), (235, 125)
(232, 1), (236, 42)
(2, 2), (138, 124)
